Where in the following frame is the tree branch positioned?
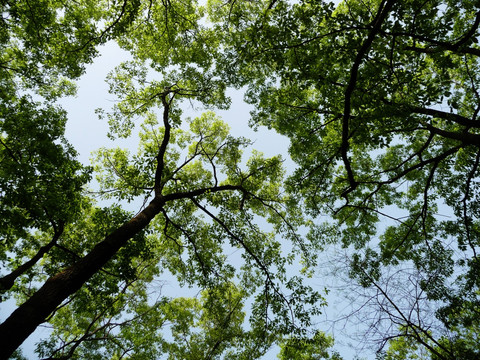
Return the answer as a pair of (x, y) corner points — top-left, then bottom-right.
(341, 0), (397, 196)
(410, 106), (480, 129)
(422, 123), (480, 146)
(0, 222), (64, 292)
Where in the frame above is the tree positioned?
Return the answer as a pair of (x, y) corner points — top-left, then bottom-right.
(6, 0), (480, 358)
(208, 0), (480, 357)
(0, 0), (325, 358)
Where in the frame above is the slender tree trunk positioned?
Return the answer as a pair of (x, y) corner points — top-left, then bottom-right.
(0, 196), (164, 360)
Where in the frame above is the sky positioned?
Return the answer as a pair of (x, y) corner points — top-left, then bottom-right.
(59, 40), (371, 359)
(3, 1), (468, 358)
(62, 42), (293, 171)
(8, 38), (366, 360)
(11, 41), (350, 359)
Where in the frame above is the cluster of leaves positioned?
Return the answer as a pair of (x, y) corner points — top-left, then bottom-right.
(6, 0), (480, 358)
(0, 0), (145, 293)
(0, 1), (332, 359)
(207, 0), (480, 358)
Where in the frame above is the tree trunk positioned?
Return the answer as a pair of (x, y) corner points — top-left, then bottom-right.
(0, 196), (164, 360)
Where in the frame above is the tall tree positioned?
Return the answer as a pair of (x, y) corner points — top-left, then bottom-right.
(0, 0), (326, 358)
(208, 0), (480, 357)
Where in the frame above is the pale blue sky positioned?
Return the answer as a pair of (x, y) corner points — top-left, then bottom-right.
(62, 42), (293, 170)
(59, 41), (367, 359)
(11, 39), (364, 359)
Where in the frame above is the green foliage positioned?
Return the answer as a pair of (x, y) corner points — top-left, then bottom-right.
(7, 0), (480, 358)
(25, 105), (325, 357)
(0, 1), (331, 359)
(278, 331), (342, 360)
(0, 0), (141, 286)
(0, 96), (91, 276)
(209, 0), (480, 358)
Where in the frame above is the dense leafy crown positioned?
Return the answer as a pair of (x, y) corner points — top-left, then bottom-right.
(207, 0), (480, 358)
(0, 1), (326, 359)
(1, 0), (480, 359)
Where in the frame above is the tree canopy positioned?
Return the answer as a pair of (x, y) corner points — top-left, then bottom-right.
(1, 0), (480, 359)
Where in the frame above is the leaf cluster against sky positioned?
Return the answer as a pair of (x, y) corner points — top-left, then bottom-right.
(1, 1), (480, 359)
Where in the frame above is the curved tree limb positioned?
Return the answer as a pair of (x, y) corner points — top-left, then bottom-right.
(341, 0), (397, 197)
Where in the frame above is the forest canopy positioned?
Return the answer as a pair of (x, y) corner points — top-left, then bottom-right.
(0, 0), (479, 359)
